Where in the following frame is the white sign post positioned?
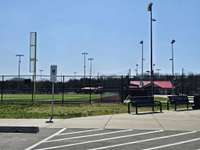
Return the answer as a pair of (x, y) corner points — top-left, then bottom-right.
(46, 65), (57, 123)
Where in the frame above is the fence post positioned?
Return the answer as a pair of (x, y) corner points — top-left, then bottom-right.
(120, 76), (124, 102)
(89, 76), (92, 104)
(31, 78), (34, 103)
(1, 75), (4, 102)
(100, 76), (103, 103)
(62, 76), (65, 104)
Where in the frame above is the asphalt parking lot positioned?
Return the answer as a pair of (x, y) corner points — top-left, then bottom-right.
(2, 128), (200, 150)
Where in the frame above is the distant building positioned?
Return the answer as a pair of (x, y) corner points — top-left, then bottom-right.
(129, 80), (174, 95)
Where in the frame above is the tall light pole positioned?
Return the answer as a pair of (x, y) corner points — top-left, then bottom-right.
(148, 2), (155, 95)
(88, 58), (94, 77)
(170, 40), (176, 77)
(16, 54), (24, 78)
(88, 57), (94, 104)
(81, 52), (88, 78)
(128, 68), (131, 78)
(140, 40), (144, 86)
(135, 64), (139, 77)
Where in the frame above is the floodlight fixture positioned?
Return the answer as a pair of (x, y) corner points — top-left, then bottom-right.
(147, 2), (153, 12)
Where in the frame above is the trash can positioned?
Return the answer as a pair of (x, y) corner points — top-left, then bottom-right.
(193, 96), (200, 109)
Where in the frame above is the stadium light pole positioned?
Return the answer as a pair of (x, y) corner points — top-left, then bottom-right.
(148, 2), (156, 96)
(88, 58), (94, 77)
(82, 52), (88, 78)
(16, 54), (24, 78)
(140, 40), (144, 86)
(135, 64), (139, 77)
(88, 57), (94, 104)
(170, 39), (176, 94)
(170, 40), (176, 77)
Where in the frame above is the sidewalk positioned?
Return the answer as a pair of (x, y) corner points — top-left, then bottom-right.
(0, 110), (200, 131)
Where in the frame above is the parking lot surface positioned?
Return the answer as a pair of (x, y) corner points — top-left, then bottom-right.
(18, 128), (200, 150)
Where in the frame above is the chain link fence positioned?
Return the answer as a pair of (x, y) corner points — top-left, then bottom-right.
(0, 74), (200, 104)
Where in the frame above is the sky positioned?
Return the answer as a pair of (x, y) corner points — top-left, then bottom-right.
(0, 0), (200, 76)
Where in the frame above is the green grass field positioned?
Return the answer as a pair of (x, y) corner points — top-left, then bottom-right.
(1, 93), (102, 101)
(0, 92), (118, 102)
(0, 102), (191, 119)
(0, 97), (192, 118)
(0, 103), (128, 118)
(0, 94), (192, 119)
(1, 93), (166, 102)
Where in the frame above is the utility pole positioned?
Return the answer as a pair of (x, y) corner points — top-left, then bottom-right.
(16, 54), (24, 79)
(81, 52), (88, 79)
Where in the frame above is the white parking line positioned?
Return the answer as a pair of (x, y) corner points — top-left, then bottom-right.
(25, 128), (66, 150)
(143, 137), (200, 150)
(58, 128), (103, 136)
(89, 131), (197, 150)
(45, 129), (134, 143)
(34, 130), (163, 150)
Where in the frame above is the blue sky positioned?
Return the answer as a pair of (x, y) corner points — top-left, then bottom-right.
(0, 0), (199, 76)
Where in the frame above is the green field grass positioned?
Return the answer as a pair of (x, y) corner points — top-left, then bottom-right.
(1, 93), (102, 101)
(1, 93), (116, 102)
(0, 103), (128, 118)
(0, 100), (193, 118)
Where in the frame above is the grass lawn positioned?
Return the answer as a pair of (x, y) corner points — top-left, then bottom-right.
(0, 95), (193, 119)
(0, 102), (192, 118)
(1, 93), (102, 102)
(0, 103), (128, 118)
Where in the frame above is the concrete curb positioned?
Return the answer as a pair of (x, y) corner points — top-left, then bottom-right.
(0, 126), (39, 133)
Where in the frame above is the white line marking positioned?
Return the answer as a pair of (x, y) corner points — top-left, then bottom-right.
(45, 129), (134, 143)
(143, 137), (200, 150)
(24, 128), (66, 150)
(89, 131), (197, 150)
(34, 130), (163, 150)
(58, 128), (103, 136)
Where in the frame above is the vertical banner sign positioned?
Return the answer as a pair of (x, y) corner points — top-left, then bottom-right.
(50, 65), (57, 82)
